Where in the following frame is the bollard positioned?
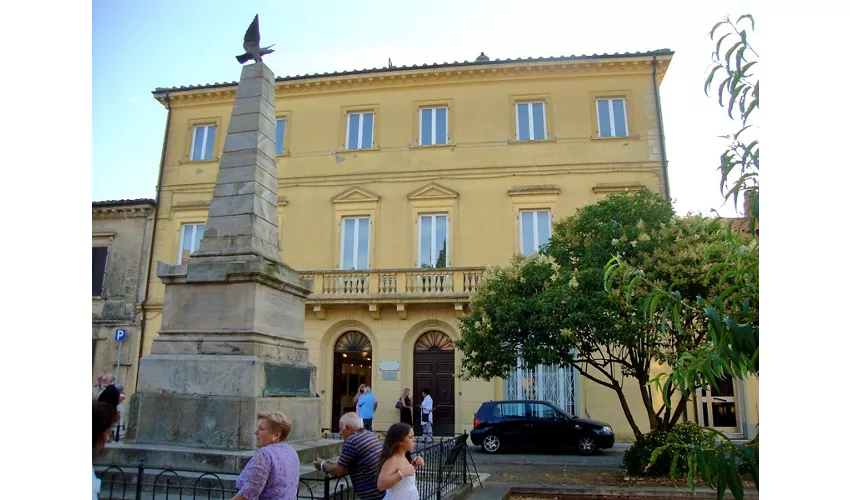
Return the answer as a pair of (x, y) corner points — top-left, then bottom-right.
(135, 459), (145, 500)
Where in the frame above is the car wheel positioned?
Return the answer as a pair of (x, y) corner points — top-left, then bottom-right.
(577, 435), (597, 455)
(482, 434), (501, 453)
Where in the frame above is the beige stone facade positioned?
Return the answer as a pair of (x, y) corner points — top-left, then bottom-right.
(92, 199), (155, 391)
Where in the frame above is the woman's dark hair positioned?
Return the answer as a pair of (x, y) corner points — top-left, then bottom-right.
(379, 422), (413, 469)
(93, 402), (118, 448)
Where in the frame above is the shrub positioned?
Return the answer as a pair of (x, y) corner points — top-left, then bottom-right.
(736, 437), (759, 479)
(622, 423), (715, 477)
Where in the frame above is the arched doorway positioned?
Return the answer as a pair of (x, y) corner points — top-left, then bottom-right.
(413, 331), (455, 437)
(332, 331), (372, 432)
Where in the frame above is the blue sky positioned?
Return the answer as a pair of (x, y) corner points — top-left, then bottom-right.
(93, 0), (758, 217)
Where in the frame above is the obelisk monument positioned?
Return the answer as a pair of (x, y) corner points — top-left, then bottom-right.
(126, 15), (320, 450)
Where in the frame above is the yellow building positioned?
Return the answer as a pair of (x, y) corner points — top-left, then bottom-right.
(136, 49), (757, 441)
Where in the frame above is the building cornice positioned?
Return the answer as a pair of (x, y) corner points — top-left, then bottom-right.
(508, 185), (562, 196)
(153, 52), (673, 108)
(592, 182), (647, 194)
(93, 203), (155, 219)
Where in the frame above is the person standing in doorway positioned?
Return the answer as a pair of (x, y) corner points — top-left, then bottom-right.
(353, 384), (366, 415)
(358, 386), (378, 431)
(398, 388), (413, 425)
(420, 388), (433, 443)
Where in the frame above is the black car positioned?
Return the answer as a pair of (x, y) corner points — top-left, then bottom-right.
(470, 400), (615, 455)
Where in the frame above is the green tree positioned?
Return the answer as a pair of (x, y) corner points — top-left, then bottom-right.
(456, 189), (739, 438)
(604, 14), (759, 499)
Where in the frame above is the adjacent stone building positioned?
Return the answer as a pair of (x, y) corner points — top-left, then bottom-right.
(92, 199), (155, 391)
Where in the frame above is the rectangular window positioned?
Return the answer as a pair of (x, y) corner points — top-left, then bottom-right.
(190, 125), (216, 160)
(346, 111), (374, 150)
(275, 118), (287, 155)
(419, 107), (448, 146)
(503, 359), (578, 416)
(177, 223), (205, 263)
(519, 210), (552, 255)
(597, 98), (629, 137)
(515, 102), (546, 141)
(418, 214), (449, 268)
(340, 217), (370, 270)
(92, 247), (108, 297)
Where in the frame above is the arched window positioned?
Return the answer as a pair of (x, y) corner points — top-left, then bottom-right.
(414, 331), (454, 351)
(335, 331), (372, 352)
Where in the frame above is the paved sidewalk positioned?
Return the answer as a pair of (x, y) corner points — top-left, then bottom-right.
(464, 483), (759, 500)
(462, 459), (759, 500)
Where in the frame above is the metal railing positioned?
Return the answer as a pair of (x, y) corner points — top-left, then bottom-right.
(96, 462), (234, 499)
(413, 434), (473, 500)
(96, 433), (478, 500)
(299, 471), (356, 500)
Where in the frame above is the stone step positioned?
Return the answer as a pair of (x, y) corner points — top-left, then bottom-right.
(95, 438), (344, 476)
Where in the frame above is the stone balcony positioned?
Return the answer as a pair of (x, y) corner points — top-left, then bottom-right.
(300, 267), (486, 319)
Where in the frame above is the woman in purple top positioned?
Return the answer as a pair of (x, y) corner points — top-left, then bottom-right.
(233, 411), (300, 500)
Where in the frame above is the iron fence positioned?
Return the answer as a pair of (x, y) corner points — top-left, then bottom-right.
(96, 432), (477, 500)
(298, 471), (356, 500)
(97, 463), (235, 500)
(412, 434), (471, 500)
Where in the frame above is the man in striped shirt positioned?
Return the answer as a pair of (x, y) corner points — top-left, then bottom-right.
(314, 413), (385, 500)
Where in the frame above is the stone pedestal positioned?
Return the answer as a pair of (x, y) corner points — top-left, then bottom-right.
(127, 259), (320, 449)
(126, 62), (322, 453)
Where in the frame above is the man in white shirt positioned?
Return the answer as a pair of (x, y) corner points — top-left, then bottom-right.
(420, 388), (434, 443)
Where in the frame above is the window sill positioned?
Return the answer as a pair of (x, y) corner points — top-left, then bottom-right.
(336, 148), (381, 154)
(508, 138), (557, 144)
(181, 158), (219, 164)
(410, 143), (457, 150)
(276, 152), (290, 158)
(590, 135), (640, 141)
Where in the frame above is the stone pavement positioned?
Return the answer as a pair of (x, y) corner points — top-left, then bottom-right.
(463, 483), (759, 500)
(461, 443), (759, 500)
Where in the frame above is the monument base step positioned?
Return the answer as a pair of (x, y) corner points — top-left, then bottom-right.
(95, 438), (344, 476)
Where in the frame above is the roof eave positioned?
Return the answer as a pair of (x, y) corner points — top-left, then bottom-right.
(152, 49), (674, 103)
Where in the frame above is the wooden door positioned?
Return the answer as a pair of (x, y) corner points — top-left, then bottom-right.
(413, 332), (455, 437)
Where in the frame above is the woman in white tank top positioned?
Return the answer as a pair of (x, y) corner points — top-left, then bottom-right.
(377, 423), (424, 500)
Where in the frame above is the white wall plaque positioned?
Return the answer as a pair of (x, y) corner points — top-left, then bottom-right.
(379, 361), (400, 371)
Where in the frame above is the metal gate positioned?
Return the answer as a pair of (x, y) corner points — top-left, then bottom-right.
(503, 359), (578, 415)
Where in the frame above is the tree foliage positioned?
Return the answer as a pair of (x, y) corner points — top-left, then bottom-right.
(457, 190), (740, 438)
(604, 14), (759, 499)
